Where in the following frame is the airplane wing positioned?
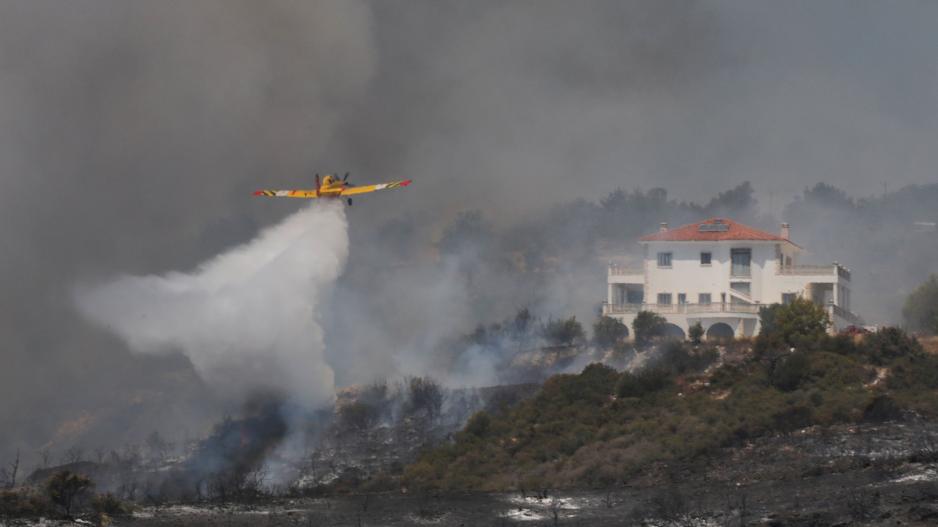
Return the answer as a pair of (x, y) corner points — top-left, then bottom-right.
(340, 179), (412, 196)
(253, 190), (320, 198)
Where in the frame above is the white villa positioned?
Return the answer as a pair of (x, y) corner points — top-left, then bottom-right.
(603, 218), (863, 340)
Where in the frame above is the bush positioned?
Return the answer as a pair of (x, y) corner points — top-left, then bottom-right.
(861, 327), (923, 365)
(593, 316), (628, 349)
(91, 492), (131, 516)
(688, 322), (704, 345)
(632, 311), (667, 348)
(464, 412), (492, 438)
(616, 368), (671, 398)
(756, 299), (830, 357)
(0, 488), (52, 518)
(771, 298), (830, 350)
(542, 316), (585, 347)
(903, 275), (938, 335)
(658, 341), (718, 375)
(770, 352), (811, 392)
(863, 395), (902, 423)
(406, 377), (444, 420)
(758, 304), (782, 336)
(886, 353), (938, 391)
(46, 471), (93, 518)
(541, 363), (619, 405)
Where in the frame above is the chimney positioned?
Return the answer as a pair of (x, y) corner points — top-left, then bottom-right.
(780, 223), (790, 240)
(659, 222), (669, 233)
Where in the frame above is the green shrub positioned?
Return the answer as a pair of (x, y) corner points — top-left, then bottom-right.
(593, 316), (629, 349)
(770, 352), (811, 392)
(861, 327), (923, 365)
(758, 304), (782, 336)
(773, 298), (830, 350)
(862, 395), (902, 423)
(542, 316), (586, 346)
(464, 412), (492, 438)
(688, 322), (704, 345)
(46, 471), (93, 518)
(887, 353), (938, 391)
(658, 341), (718, 375)
(772, 404), (813, 431)
(0, 488), (53, 518)
(632, 311), (667, 348)
(91, 493), (130, 516)
(541, 363), (619, 405)
(616, 368), (671, 398)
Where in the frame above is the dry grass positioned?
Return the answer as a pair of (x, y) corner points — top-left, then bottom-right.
(920, 336), (938, 355)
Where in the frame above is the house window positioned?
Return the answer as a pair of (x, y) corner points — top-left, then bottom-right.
(698, 293), (711, 305)
(657, 252), (672, 268)
(700, 252), (712, 265)
(731, 248), (751, 277)
(782, 293), (797, 305)
(657, 293), (672, 305)
(678, 293), (687, 305)
(626, 289), (644, 304)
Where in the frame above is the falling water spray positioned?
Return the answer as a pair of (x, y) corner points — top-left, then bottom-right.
(75, 201), (348, 410)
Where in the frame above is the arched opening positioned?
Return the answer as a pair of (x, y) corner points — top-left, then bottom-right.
(660, 323), (686, 340)
(706, 322), (735, 341)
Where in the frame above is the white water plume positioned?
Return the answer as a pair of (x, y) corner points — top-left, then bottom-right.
(75, 202), (348, 409)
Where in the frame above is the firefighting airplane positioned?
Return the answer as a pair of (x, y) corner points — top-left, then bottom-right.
(253, 173), (411, 205)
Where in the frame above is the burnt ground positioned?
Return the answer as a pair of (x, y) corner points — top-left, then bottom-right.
(8, 421), (938, 526)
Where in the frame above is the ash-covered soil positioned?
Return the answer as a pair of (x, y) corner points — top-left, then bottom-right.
(10, 421), (938, 526)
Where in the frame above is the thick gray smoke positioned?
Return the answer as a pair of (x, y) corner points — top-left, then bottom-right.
(3, 0), (938, 465)
(75, 202), (347, 408)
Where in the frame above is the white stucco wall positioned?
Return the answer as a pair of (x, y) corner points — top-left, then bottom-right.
(642, 241), (793, 305)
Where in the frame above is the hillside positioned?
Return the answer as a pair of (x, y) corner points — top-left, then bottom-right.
(402, 327), (938, 492)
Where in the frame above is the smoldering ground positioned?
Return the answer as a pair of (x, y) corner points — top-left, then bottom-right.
(3, 0), (938, 468)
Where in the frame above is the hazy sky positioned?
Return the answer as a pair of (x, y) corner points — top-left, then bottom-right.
(2, 0), (937, 459)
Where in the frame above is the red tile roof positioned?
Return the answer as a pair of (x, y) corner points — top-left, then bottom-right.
(640, 218), (795, 244)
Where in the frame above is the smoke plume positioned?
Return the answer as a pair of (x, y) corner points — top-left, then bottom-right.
(75, 202), (348, 409)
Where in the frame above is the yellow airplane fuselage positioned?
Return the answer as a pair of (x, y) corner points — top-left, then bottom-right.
(253, 173), (412, 201)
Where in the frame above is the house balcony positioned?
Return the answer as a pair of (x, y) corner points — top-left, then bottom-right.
(827, 302), (864, 327)
(602, 302), (761, 317)
(608, 264), (643, 284)
(777, 262), (851, 282)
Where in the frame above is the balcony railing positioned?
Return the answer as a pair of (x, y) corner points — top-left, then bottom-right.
(603, 302), (761, 316)
(828, 303), (863, 326)
(777, 263), (851, 281)
(608, 265), (643, 276)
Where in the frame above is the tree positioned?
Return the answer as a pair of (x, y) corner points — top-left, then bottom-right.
(1, 449), (20, 489)
(761, 298), (829, 350)
(770, 352), (811, 392)
(592, 316), (628, 349)
(513, 307), (534, 352)
(62, 446), (84, 465)
(632, 311), (667, 348)
(758, 304), (782, 337)
(903, 275), (938, 335)
(688, 322), (704, 345)
(406, 377), (443, 421)
(541, 316), (585, 347)
(46, 470), (93, 518)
